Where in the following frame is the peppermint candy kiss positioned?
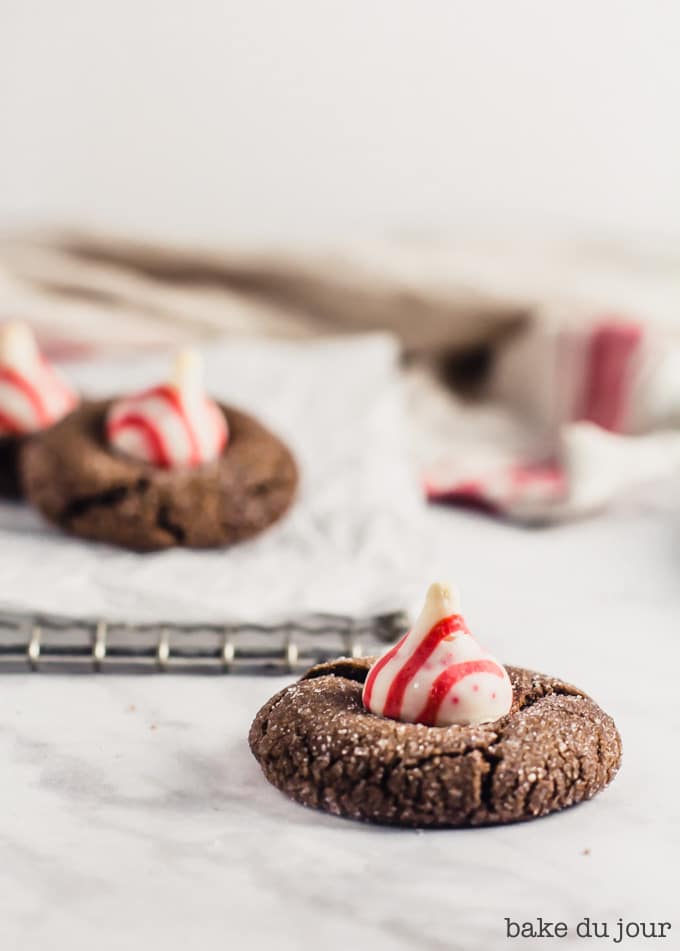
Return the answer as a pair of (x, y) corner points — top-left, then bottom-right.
(0, 322), (78, 436)
(363, 582), (513, 727)
(107, 349), (228, 468)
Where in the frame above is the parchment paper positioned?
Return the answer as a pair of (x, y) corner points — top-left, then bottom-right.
(0, 334), (424, 625)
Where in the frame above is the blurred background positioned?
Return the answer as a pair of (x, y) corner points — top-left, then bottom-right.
(1, 0), (679, 520)
(1, 0), (679, 246)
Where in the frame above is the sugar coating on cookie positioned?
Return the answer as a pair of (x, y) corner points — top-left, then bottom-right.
(107, 348), (228, 468)
(363, 582), (512, 727)
(0, 322), (78, 435)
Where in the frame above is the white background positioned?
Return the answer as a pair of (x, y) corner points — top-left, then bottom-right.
(1, 0), (679, 245)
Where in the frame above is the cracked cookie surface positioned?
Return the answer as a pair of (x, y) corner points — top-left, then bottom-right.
(21, 400), (298, 551)
(249, 657), (622, 827)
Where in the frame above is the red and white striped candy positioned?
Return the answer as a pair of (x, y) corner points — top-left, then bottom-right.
(107, 350), (228, 469)
(0, 322), (78, 436)
(363, 582), (512, 727)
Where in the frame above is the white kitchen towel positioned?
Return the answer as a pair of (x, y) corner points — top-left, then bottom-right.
(423, 311), (680, 522)
(4, 233), (680, 526)
(0, 334), (425, 624)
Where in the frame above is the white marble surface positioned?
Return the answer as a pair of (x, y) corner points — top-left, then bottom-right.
(1, 500), (679, 950)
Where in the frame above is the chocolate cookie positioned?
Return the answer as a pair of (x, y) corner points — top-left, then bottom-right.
(21, 400), (298, 551)
(249, 656), (622, 827)
(0, 435), (25, 499)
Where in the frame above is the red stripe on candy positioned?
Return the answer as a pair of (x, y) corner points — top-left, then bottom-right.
(0, 366), (50, 426)
(108, 414), (172, 467)
(148, 385), (202, 466)
(362, 634), (407, 709)
(382, 615), (467, 720)
(416, 658), (506, 726)
(0, 408), (24, 434)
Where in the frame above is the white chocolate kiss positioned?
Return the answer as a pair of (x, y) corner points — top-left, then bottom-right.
(0, 322), (78, 434)
(106, 348), (228, 468)
(362, 582), (513, 727)
(172, 348), (203, 404)
(0, 322), (41, 371)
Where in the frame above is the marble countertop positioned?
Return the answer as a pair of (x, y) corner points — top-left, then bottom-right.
(1, 501), (678, 951)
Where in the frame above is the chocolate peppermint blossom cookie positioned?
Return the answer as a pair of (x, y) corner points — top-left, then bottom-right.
(0, 323), (78, 498)
(22, 349), (298, 551)
(250, 583), (622, 827)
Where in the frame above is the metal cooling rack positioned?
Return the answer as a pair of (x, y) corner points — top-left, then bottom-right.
(0, 609), (407, 674)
